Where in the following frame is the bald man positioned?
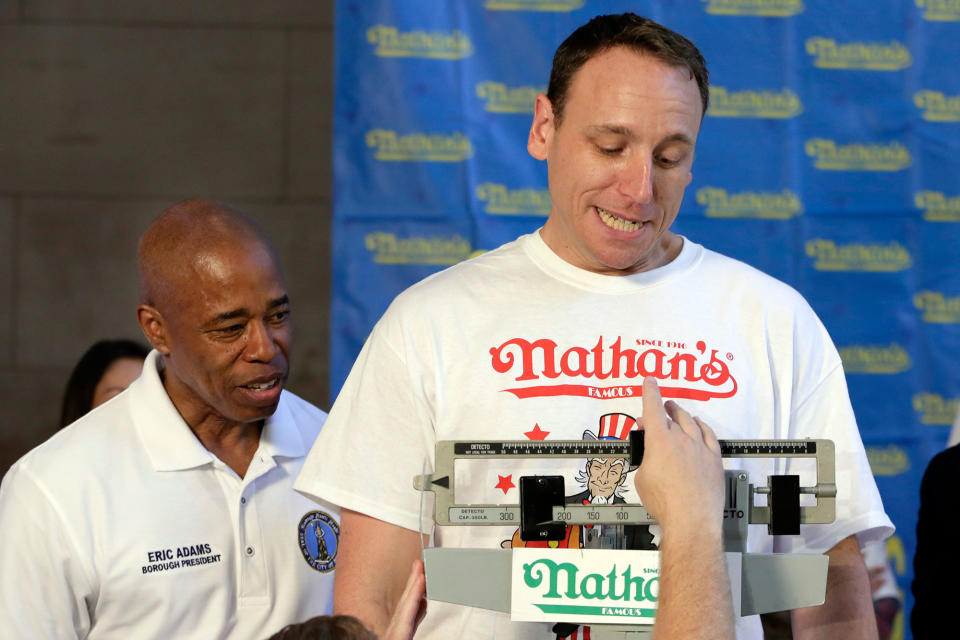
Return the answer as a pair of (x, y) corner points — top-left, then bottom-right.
(0, 199), (339, 639)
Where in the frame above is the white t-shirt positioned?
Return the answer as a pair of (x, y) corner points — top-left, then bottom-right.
(0, 351), (339, 639)
(296, 232), (893, 640)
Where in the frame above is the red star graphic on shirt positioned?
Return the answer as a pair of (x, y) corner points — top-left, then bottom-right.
(495, 474), (515, 494)
(524, 423), (550, 440)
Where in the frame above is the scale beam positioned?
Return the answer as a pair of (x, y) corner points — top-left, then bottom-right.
(414, 438), (836, 532)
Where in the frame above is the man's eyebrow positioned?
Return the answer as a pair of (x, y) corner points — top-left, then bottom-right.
(586, 124), (634, 137)
(660, 132), (696, 146)
(210, 308), (249, 324)
(207, 296), (288, 325)
(586, 125), (694, 146)
(267, 294), (290, 309)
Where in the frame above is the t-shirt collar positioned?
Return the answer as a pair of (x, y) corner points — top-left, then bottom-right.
(523, 228), (702, 292)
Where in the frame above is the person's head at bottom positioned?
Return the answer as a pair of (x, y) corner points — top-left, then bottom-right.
(266, 614), (376, 640)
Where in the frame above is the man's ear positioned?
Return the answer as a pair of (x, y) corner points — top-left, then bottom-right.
(527, 94), (556, 161)
(137, 304), (171, 355)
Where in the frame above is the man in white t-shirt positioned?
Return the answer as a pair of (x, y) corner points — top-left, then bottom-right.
(0, 199), (339, 638)
(295, 13), (892, 640)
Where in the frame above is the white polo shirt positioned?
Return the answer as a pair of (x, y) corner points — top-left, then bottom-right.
(0, 351), (339, 639)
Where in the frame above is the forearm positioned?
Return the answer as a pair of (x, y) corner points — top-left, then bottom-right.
(653, 527), (734, 640)
(333, 510), (426, 636)
(791, 536), (878, 640)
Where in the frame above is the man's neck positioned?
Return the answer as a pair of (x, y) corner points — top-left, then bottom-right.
(159, 367), (264, 478)
(191, 418), (263, 479)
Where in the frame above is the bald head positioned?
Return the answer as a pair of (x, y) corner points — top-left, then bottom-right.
(138, 198), (278, 311)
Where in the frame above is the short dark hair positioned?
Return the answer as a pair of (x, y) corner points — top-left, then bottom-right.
(547, 13), (709, 125)
(59, 339), (150, 429)
(266, 615), (377, 640)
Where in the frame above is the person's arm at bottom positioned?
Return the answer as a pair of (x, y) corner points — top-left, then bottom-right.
(333, 509), (427, 637)
(790, 535), (878, 640)
(381, 559), (427, 640)
(654, 522), (732, 640)
(635, 378), (734, 640)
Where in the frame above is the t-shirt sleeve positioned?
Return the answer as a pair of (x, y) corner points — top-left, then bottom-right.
(294, 314), (436, 533)
(0, 463), (95, 638)
(774, 362), (894, 554)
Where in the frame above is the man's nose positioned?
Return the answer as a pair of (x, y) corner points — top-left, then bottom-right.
(616, 155), (654, 203)
(244, 320), (278, 363)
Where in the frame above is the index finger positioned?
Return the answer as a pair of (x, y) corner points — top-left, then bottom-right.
(641, 377), (668, 431)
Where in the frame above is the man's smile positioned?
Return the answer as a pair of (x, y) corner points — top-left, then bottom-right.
(596, 206), (643, 232)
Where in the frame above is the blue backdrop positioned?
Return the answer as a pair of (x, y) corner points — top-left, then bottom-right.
(332, 2), (960, 636)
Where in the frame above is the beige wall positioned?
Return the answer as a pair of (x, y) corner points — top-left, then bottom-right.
(0, 2), (335, 475)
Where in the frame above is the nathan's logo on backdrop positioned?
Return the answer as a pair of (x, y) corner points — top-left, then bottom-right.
(916, 0), (960, 21)
(701, 0), (804, 16)
(805, 38), (911, 70)
(804, 139), (911, 171)
(805, 240), (911, 272)
(696, 187), (802, 219)
(364, 232), (474, 265)
(366, 25), (473, 59)
(477, 183), (550, 216)
(365, 130), (473, 162)
(886, 535), (906, 576)
(707, 87), (802, 118)
(914, 90), (960, 122)
(838, 344), (911, 374)
(485, 0), (585, 11)
(912, 393), (960, 425)
(489, 337), (738, 401)
(914, 291), (960, 323)
(915, 191), (960, 222)
(866, 445), (910, 476)
(476, 82), (542, 114)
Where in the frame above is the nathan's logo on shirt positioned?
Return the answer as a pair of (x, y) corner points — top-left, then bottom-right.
(805, 38), (911, 70)
(914, 90), (960, 122)
(838, 343), (911, 374)
(914, 291), (960, 323)
(366, 25), (473, 59)
(477, 183), (550, 216)
(804, 139), (911, 172)
(365, 129), (473, 162)
(299, 511), (340, 573)
(696, 187), (802, 219)
(489, 337), (738, 401)
(915, 190), (960, 221)
(476, 82), (542, 113)
(912, 393), (960, 425)
(365, 232), (476, 265)
(701, 0), (804, 16)
(916, 0), (960, 21)
(485, 0), (585, 10)
(866, 445), (910, 476)
(141, 543), (222, 575)
(707, 87), (802, 118)
(804, 239), (911, 272)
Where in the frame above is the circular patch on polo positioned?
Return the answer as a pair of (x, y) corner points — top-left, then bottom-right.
(298, 510), (340, 572)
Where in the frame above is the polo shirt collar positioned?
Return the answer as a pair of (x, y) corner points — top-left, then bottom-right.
(257, 393), (307, 460)
(132, 351), (305, 471)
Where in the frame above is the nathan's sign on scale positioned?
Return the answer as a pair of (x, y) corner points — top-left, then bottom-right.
(510, 548), (741, 624)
